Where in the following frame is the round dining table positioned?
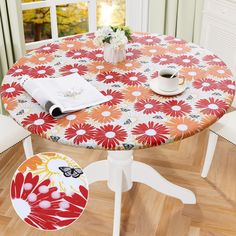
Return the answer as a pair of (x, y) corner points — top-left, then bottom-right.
(1, 32), (235, 236)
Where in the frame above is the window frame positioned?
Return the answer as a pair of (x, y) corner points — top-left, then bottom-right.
(21, 0), (96, 50)
(21, 0), (149, 50)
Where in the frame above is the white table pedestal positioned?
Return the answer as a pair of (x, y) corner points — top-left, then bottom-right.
(84, 150), (196, 236)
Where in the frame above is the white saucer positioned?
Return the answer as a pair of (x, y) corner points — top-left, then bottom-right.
(149, 78), (187, 96)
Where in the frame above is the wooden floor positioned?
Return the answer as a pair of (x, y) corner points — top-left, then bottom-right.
(0, 129), (236, 236)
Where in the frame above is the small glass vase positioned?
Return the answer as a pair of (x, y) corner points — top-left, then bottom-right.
(103, 43), (126, 64)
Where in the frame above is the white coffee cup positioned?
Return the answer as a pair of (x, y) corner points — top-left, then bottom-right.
(157, 68), (185, 92)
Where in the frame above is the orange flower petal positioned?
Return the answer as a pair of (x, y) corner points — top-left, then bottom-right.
(90, 105), (121, 123)
(18, 155), (42, 173)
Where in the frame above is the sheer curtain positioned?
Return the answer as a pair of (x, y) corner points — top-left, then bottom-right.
(0, 0), (25, 113)
(148, 0), (204, 43)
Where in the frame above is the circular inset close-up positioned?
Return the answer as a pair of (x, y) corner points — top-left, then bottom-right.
(10, 152), (89, 231)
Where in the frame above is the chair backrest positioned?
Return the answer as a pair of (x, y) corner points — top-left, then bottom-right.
(200, 1), (236, 109)
(232, 94), (236, 109)
(200, 0), (236, 76)
(0, 115), (30, 153)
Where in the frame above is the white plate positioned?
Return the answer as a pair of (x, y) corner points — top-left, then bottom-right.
(149, 78), (187, 96)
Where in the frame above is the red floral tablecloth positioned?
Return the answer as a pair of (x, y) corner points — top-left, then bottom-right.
(1, 33), (235, 150)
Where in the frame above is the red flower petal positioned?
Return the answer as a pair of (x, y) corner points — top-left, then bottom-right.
(97, 71), (122, 84)
(193, 78), (218, 91)
(64, 192), (87, 208)
(126, 48), (142, 60)
(36, 43), (59, 54)
(132, 121), (169, 146)
(94, 124), (127, 149)
(135, 99), (162, 114)
(22, 112), (56, 135)
(101, 89), (124, 106)
(65, 123), (96, 144)
(59, 64), (88, 76)
(29, 65), (55, 78)
(162, 100), (192, 117)
(175, 55), (199, 67)
(196, 97), (228, 116)
(1, 82), (24, 98)
(121, 72), (147, 86)
(80, 185), (88, 199)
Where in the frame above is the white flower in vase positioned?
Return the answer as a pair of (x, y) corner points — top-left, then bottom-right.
(94, 26), (132, 64)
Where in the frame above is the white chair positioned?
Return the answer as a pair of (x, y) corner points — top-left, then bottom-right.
(0, 114), (33, 158)
(201, 98), (236, 178)
(200, 5), (236, 178)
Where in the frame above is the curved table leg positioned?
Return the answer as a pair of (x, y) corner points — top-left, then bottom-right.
(112, 167), (122, 236)
(22, 136), (33, 159)
(84, 160), (123, 236)
(83, 151), (196, 236)
(131, 161), (196, 204)
(84, 160), (108, 185)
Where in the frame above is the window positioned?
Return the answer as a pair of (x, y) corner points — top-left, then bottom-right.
(21, 0), (126, 50)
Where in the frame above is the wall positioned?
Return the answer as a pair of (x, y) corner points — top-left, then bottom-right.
(148, 0), (204, 43)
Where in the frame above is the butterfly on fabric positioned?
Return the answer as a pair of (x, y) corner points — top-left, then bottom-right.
(18, 100), (27, 103)
(123, 143), (135, 150)
(59, 167), (83, 178)
(16, 109), (24, 116)
(120, 108), (130, 112)
(50, 136), (60, 142)
(124, 119), (132, 125)
(153, 115), (163, 119)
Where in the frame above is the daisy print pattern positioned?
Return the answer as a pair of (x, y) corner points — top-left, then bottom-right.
(162, 100), (192, 117)
(11, 152), (88, 231)
(65, 123), (96, 144)
(165, 36), (186, 44)
(217, 80), (236, 95)
(94, 124), (127, 149)
(203, 55), (226, 66)
(36, 43), (59, 54)
(152, 55), (174, 65)
(29, 53), (54, 65)
(126, 48), (142, 60)
(66, 49), (88, 59)
(135, 99), (162, 114)
(196, 98), (228, 116)
(165, 117), (199, 140)
(132, 121), (169, 146)
(90, 105), (122, 123)
(29, 65), (55, 78)
(87, 49), (104, 61)
(121, 72), (147, 86)
(2, 97), (18, 111)
(175, 55), (199, 67)
(59, 64), (88, 76)
(87, 61), (113, 73)
(1, 82), (24, 98)
(101, 89), (124, 106)
(57, 111), (90, 128)
(7, 65), (30, 77)
(1, 32), (235, 150)
(123, 86), (152, 102)
(142, 45), (166, 57)
(136, 35), (161, 45)
(167, 44), (191, 54)
(208, 66), (232, 78)
(193, 78), (218, 91)
(22, 112), (56, 135)
(117, 60), (141, 71)
(180, 67), (206, 81)
(97, 71), (122, 84)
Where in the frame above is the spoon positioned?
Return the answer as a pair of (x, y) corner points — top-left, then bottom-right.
(170, 69), (180, 79)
